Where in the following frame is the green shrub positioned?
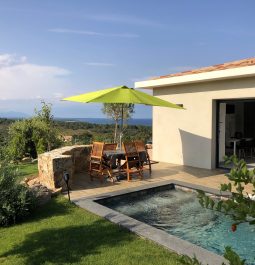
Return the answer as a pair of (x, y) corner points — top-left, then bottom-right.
(179, 255), (203, 265)
(0, 161), (36, 226)
(180, 247), (245, 265)
(197, 156), (253, 265)
(7, 102), (62, 161)
(198, 156), (255, 226)
(7, 119), (37, 160)
(223, 246), (246, 265)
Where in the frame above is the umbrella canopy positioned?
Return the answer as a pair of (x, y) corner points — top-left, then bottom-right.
(63, 86), (184, 146)
(63, 86), (183, 109)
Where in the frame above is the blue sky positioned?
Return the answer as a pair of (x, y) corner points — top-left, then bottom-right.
(0, 0), (255, 118)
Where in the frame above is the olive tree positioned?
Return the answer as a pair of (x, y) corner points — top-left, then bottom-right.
(7, 101), (61, 160)
(8, 119), (37, 160)
(101, 103), (135, 143)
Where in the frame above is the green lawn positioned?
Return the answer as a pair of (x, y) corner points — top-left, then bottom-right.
(0, 196), (181, 265)
(16, 162), (38, 182)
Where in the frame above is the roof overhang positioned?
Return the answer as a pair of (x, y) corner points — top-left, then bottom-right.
(135, 65), (255, 89)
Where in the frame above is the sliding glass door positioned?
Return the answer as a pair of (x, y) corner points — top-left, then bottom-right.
(216, 99), (255, 168)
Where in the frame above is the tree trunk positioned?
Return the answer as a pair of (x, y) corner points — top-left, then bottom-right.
(114, 120), (118, 143)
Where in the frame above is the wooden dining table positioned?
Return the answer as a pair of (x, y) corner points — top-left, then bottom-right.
(104, 149), (125, 161)
(104, 149), (147, 161)
(103, 149), (147, 179)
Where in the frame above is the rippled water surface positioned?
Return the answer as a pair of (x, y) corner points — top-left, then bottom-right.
(102, 188), (255, 264)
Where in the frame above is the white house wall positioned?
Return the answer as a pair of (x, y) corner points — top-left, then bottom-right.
(152, 76), (255, 169)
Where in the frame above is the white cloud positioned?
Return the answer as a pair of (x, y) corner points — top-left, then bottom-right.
(0, 53), (27, 67)
(84, 62), (115, 67)
(0, 53), (71, 100)
(49, 28), (139, 38)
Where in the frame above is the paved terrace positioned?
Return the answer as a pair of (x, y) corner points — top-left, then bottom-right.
(37, 145), (253, 201)
(69, 162), (243, 201)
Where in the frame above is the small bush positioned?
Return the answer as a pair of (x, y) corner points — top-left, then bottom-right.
(179, 246), (246, 265)
(179, 255), (203, 265)
(7, 101), (62, 161)
(223, 246), (246, 265)
(0, 160), (36, 226)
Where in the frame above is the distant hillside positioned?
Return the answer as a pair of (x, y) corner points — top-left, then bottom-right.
(0, 111), (29, 118)
(0, 117), (152, 146)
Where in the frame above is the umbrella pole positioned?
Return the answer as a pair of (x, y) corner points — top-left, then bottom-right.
(120, 103), (124, 150)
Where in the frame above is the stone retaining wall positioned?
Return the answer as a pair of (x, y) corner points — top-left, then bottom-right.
(38, 145), (92, 190)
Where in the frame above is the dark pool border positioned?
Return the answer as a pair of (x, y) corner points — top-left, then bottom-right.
(73, 180), (230, 265)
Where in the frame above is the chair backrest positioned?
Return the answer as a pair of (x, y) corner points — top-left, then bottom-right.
(91, 142), (104, 158)
(103, 143), (117, 151)
(123, 142), (139, 158)
(134, 140), (146, 152)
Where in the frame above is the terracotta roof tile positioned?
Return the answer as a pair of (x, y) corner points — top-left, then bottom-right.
(151, 57), (255, 80)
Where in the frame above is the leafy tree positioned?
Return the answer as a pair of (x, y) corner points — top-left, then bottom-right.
(0, 118), (12, 146)
(102, 103), (135, 143)
(72, 132), (93, 145)
(123, 125), (152, 143)
(32, 118), (61, 154)
(8, 119), (37, 160)
(7, 102), (61, 160)
(33, 101), (60, 152)
(34, 101), (53, 123)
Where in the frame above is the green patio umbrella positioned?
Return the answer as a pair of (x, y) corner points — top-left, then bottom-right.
(63, 86), (183, 147)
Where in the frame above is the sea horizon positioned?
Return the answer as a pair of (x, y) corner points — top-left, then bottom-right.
(56, 117), (152, 126)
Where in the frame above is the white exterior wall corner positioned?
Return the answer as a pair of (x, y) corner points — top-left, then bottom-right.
(151, 76), (255, 169)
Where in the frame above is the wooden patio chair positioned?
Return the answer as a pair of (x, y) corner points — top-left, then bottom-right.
(134, 140), (152, 174)
(103, 143), (117, 151)
(122, 142), (143, 181)
(89, 142), (110, 183)
(102, 143), (118, 181)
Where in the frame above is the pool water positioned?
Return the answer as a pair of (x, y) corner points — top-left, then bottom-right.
(101, 188), (255, 264)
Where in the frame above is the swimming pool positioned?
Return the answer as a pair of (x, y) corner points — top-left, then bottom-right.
(100, 185), (255, 264)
